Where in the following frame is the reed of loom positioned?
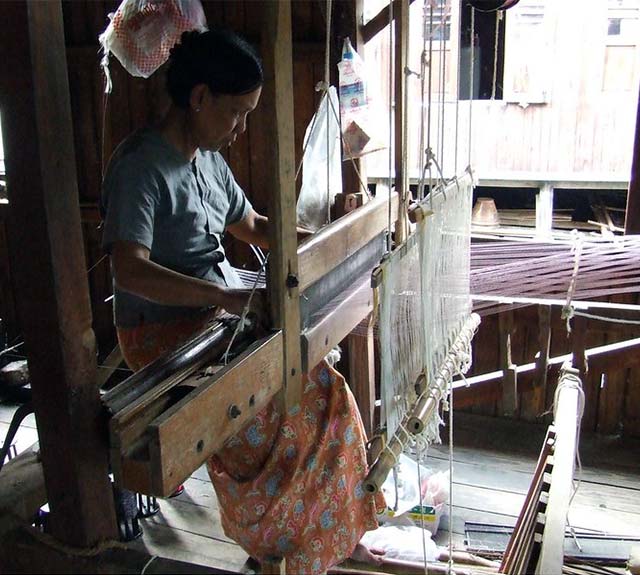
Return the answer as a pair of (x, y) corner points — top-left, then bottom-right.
(364, 312), (481, 493)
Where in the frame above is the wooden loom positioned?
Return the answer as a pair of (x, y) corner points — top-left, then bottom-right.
(104, 190), (398, 497)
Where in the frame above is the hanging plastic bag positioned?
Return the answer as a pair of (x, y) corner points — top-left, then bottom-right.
(296, 86), (342, 232)
(99, 0), (207, 91)
(338, 38), (386, 160)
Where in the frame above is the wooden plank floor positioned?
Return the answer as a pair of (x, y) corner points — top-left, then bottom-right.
(2, 392), (639, 573)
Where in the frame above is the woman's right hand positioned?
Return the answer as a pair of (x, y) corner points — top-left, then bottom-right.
(221, 287), (268, 327)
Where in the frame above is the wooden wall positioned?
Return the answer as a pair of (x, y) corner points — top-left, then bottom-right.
(458, 300), (640, 438)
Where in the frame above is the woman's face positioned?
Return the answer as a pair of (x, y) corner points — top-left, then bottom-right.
(195, 85), (262, 152)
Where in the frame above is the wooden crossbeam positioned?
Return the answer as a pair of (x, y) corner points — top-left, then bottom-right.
(297, 193), (398, 292)
(361, 0), (418, 44)
(111, 331), (283, 497)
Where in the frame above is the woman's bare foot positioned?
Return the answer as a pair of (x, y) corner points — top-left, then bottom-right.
(350, 543), (386, 566)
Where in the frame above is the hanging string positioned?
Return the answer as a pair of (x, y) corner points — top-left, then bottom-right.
(468, 6), (475, 167)
(437, 1), (450, 176)
(414, 434), (430, 575)
(562, 234), (583, 334)
(426, 1), (435, 202)
(454, 2), (462, 175)
(417, 1), (429, 201)
(490, 11), (502, 100)
(387, 0), (395, 255)
(325, 0), (333, 225)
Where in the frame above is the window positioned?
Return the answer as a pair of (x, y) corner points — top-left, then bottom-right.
(502, 0), (549, 104)
(603, 0), (639, 90)
(427, 0), (452, 42)
(607, 0), (639, 44)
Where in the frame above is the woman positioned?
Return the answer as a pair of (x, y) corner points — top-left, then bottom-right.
(102, 28), (384, 573)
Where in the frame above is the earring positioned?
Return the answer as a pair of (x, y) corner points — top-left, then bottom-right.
(195, 108), (200, 113)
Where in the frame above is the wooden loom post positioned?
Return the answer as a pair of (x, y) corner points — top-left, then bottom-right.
(262, 0), (302, 414)
(535, 367), (583, 574)
(0, 0), (118, 546)
(332, 0), (378, 436)
(532, 305), (552, 419)
(499, 310), (518, 415)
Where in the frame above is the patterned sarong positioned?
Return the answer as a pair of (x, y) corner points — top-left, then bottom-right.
(117, 314), (385, 574)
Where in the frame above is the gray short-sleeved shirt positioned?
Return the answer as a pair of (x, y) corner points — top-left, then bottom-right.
(101, 128), (252, 327)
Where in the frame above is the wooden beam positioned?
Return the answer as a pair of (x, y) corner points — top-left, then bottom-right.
(262, 1), (302, 410)
(625, 77), (640, 234)
(535, 183), (554, 238)
(453, 335), (640, 408)
(528, 305), (552, 420)
(0, 0), (117, 544)
(499, 311), (518, 416)
(297, 193), (398, 292)
(112, 332), (283, 497)
(301, 276), (373, 371)
(361, 0), (418, 44)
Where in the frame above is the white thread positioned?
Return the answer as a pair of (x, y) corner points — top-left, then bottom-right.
(140, 555), (159, 574)
(222, 252), (269, 365)
(571, 310), (640, 325)
(469, 7), (475, 167)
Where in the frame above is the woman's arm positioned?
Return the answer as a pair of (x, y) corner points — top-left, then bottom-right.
(111, 240), (264, 317)
(226, 208), (313, 249)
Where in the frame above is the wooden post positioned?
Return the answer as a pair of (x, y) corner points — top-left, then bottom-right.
(0, 0), (117, 545)
(499, 310), (518, 416)
(347, 314), (376, 437)
(394, 0), (410, 244)
(625, 77), (640, 234)
(523, 304), (552, 421)
(536, 183), (554, 237)
(262, 2), (302, 410)
(536, 368), (582, 575)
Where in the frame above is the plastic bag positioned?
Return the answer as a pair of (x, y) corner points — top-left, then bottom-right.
(377, 453), (449, 535)
(99, 0), (207, 90)
(360, 525), (439, 563)
(296, 86), (342, 232)
(338, 38), (386, 160)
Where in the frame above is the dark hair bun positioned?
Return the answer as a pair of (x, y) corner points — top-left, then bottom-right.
(167, 28), (263, 108)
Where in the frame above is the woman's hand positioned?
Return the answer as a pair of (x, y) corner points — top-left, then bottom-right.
(221, 287), (268, 327)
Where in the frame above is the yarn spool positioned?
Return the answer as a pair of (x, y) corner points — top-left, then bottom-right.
(467, 0), (520, 12)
